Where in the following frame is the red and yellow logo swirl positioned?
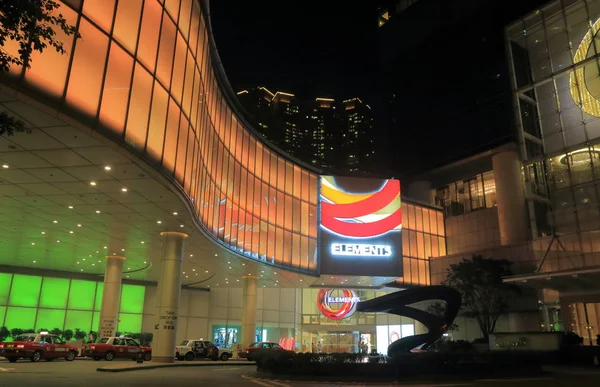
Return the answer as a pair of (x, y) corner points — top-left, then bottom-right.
(320, 176), (401, 238)
(317, 289), (359, 320)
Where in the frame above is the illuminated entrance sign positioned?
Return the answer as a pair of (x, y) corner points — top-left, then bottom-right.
(317, 289), (360, 320)
(318, 176), (403, 277)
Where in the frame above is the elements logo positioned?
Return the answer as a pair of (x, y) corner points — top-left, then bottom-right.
(317, 289), (360, 320)
(320, 176), (402, 238)
(570, 18), (600, 117)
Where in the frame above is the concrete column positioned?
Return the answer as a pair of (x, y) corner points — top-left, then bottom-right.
(492, 149), (528, 245)
(98, 255), (125, 338)
(153, 231), (188, 363)
(241, 276), (258, 349)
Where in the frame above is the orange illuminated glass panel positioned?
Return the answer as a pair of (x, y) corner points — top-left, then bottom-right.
(276, 191), (285, 228)
(419, 260), (428, 285)
(269, 187), (277, 223)
(182, 51), (195, 117)
(439, 237), (446, 256)
(437, 212), (445, 236)
(189, 4), (200, 57)
(269, 154), (278, 187)
(165, 0), (180, 23)
(171, 33), (186, 104)
(254, 143), (263, 179)
(284, 195), (293, 231)
(156, 17), (177, 88)
(266, 224), (275, 261)
(424, 234), (432, 259)
(244, 213), (252, 253)
(431, 235), (439, 257)
(309, 174), (317, 205)
(259, 221), (268, 258)
(300, 202), (309, 235)
(415, 207), (423, 231)
(190, 69), (201, 125)
(308, 238), (317, 271)
(262, 152), (271, 184)
(230, 205), (239, 248)
(283, 230), (292, 266)
(308, 204), (317, 238)
(416, 233), (424, 258)
(429, 210), (438, 235)
(409, 231), (417, 258)
(178, 0), (192, 39)
(422, 208), (430, 232)
(175, 116), (189, 182)
(99, 42), (133, 134)
(285, 162), (294, 195)
(184, 126), (195, 191)
(125, 64), (152, 149)
(240, 126), (249, 166)
(411, 259), (419, 284)
(113, 0), (142, 54)
(146, 82), (169, 161)
(277, 158), (286, 192)
(260, 182), (269, 220)
(138, 0), (162, 73)
(301, 171), (309, 203)
(291, 198), (300, 233)
(25, 5), (76, 98)
(293, 166), (302, 197)
(197, 17), (207, 68)
(239, 167), (248, 209)
(235, 123), (244, 159)
(406, 205), (414, 230)
(403, 257), (411, 282)
(247, 139), (256, 175)
(223, 200), (232, 244)
(301, 236), (309, 269)
(291, 233), (300, 268)
(162, 98), (180, 174)
(82, 0), (115, 33)
(275, 227), (284, 265)
(65, 19), (109, 117)
(402, 230), (410, 257)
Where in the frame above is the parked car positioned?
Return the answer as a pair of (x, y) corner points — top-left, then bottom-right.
(176, 339), (232, 361)
(239, 341), (289, 361)
(81, 336), (151, 361)
(0, 332), (78, 362)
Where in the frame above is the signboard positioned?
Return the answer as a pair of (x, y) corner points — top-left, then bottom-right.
(100, 318), (117, 338)
(318, 176), (403, 277)
(317, 289), (360, 320)
(156, 308), (178, 331)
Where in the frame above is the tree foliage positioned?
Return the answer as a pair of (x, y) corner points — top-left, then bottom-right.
(0, 0), (79, 72)
(426, 302), (459, 332)
(443, 255), (520, 340)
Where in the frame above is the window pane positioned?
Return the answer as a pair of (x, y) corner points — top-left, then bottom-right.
(65, 19), (109, 118)
(99, 42), (133, 134)
(118, 313), (142, 333)
(113, 0), (142, 54)
(5, 307), (36, 331)
(146, 82), (169, 160)
(163, 98), (180, 174)
(125, 64), (153, 150)
(9, 275), (41, 307)
(138, 0), (162, 73)
(25, 6), (76, 99)
(35, 309), (66, 331)
(68, 280), (96, 310)
(65, 310), (93, 333)
(82, 0), (115, 33)
(156, 17), (176, 88)
(120, 284), (145, 314)
(39, 277), (69, 309)
(171, 33), (187, 104)
(0, 273), (12, 305)
(178, 0), (192, 40)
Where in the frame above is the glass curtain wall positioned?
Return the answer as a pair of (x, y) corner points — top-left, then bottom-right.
(508, 0), (600, 269)
(435, 171), (497, 218)
(2, 0), (319, 274)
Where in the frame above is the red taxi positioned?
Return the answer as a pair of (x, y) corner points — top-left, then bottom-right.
(238, 341), (286, 360)
(0, 332), (78, 362)
(81, 336), (152, 361)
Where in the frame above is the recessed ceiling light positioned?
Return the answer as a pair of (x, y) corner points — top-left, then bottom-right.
(217, 284), (219, 286)
(121, 188), (128, 192)
(53, 220), (58, 224)
(157, 221), (162, 224)
(81, 269), (83, 272)
(76, 262), (80, 264)
(56, 240), (60, 243)
(121, 248), (125, 251)
(144, 261), (147, 264)
(83, 258), (86, 261)
(205, 270), (208, 273)
(41, 231), (45, 234)
(68, 206), (73, 209)
(31, 242), (35, 245)
(274, 272), (277, 274)
(229, 267), (232, 269)
(242, 263), (245, 266)
(173, 212), (178, 215)
(69, 231), (73, 234)
(141, 241), (145, 244)
(90, 181), (96, 186)
(300, 279), (303, 282)
(103, 246), (107, 249)
(179, 224), (184, 228)
(98, 260), (101, 263)
(261, 271), (264, 273)
(215, 253), (218, 257)
(192, 269), (195, 271)
(228, 262), (231, 264)
(190, 254), (193, 257)
(127, 267), (130, 270)
(186, 275), (188, 278)
(183, 272), (185, 274)
(96, 210), (101, 214)
(237, 279), (239, 282)
(104, 166), (111, 171)
(2, 164), (9, 169)
(226, 282), (228, 284)
(126, 275), (129, 278)
(77, 224), (82, 227)
(92, 263), (95, 266)
(263, 285), (266, 288)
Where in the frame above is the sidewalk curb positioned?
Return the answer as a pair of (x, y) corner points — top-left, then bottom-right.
(97, 361), (256, 373)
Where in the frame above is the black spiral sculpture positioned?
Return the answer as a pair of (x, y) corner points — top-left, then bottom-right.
(356, 285), (461, 358)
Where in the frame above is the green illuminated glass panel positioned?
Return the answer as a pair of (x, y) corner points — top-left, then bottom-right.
(8, 275), (42, 307)
(120, 284), (145, 313)
(4, 307), (36, 330)
(65, 310), (93, 332)
(0, 306), (6, 327)
(92, 312), (100, 333)
(94, 282), (104, 311)
(68, 280), (96, 310)
(117, 313), (142, 334)
(0, 273), (12, 305)
(35, 309), (66, 331)
(39, 277), (69, 309)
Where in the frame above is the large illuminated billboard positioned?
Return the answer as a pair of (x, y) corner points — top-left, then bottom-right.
(318, 176), (403, 277)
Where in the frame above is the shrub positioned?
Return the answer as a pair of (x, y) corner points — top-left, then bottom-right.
(0, 326), (9, 342)
(63, 329), (74, 341)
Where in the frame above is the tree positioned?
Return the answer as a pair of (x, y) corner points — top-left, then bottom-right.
(0, 326), (9, 342)
(443, 255), (520, 341)
(0, 0), (79, 136)
(426, 302), (459, 332)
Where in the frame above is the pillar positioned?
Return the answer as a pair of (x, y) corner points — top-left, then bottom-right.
(241, 276), (258, 349)
(98, 255), (125, 338)
(152, 231), (188, 363)
(492, 149), (528, 245)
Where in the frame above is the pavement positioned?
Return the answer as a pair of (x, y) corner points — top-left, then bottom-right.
(0, 357), (600, 386)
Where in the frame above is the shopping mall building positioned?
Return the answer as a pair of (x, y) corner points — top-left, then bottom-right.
(1, 0), (600, 360)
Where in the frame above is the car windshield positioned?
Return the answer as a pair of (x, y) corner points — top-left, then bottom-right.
(14, 335), (35, 342)
(95, 338), (110, 344)
(249, 342), (259, 347)
(179, 340), (189, 346)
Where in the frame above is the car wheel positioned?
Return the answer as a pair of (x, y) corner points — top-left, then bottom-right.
(31, 351), (42, 362)
(93, 356), (102, 361)
(221, 353), (230, 361)
(66, 351), (76, 361)
(104, 351), (115, 361)
(144, 352), (152, 361)
(7, 357), (17, 363)
(185, 352), (194, 361)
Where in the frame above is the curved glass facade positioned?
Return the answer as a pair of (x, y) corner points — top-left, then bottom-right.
(3, 0), (318, 274)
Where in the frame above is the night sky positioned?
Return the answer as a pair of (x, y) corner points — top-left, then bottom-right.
(209, 0), (378, 101)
